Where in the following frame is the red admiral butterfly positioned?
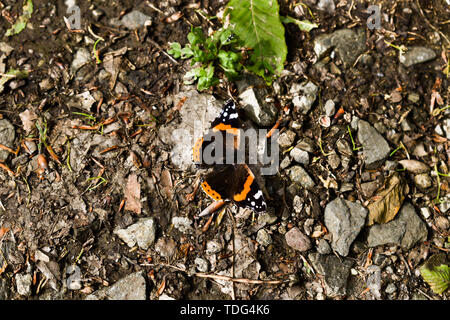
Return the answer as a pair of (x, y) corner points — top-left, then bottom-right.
(192, 99), (267, 212)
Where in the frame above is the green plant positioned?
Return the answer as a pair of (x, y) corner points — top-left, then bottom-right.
(169, 0), (318, 89)
(226, 0), (286, 85)
(347, 125), (362, 151)
(5, 0), (33, 37)
(168, 26), (242, 91)
(420, 261), (450, 294)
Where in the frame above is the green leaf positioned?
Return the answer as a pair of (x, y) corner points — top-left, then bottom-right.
(227, 0), (287, 84)
(280, 15), (318, 32)
(187, 27), (205, 46)
(168, 42), (182, 58)
(5, 0), (33, 37)
(420, 264), (450, 294)
(180, 46), (194, 59)
(0, 68), (29, 93)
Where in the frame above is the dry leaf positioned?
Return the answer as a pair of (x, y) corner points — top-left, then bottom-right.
(124, 173), (141, 214)
(19, 109), (37, 134)
(157, 278), (166, 296)
(0, 226), (9, 239)
(367, 173), (408, 226)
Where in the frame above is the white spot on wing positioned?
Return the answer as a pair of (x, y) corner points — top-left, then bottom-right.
(254, 190), (263, 199)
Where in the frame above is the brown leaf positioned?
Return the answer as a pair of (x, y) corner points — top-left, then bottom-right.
(0, 226), (9, 239)
(367, 173), (408, 226)
(124, 173), (141, 214)
(19, 109), (37, 134)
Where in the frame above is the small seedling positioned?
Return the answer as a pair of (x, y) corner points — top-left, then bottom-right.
(93, 38), (103, 64)
(384, 40), (407, 54)
(434, 164), (450, 204)
(86, 176), (107, 191)
(347, 125), (363, 151)
(318, 137), (332, 156)
(169, 26), (243, 91)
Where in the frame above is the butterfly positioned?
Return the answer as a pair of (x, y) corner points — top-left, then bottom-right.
(192, 99), (267, 212)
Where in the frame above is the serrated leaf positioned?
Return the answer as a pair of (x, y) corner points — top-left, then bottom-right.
(227, 0), (287, 84)
(280, 15), (318, 32)
(5, 0), (34, 37)
(420, 264), (450, 294)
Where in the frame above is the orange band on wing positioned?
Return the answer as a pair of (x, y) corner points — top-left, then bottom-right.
(213, 124), (239, 135)
(201, 181), (222, 201)
(193, 137), (203, 162)
(233, 174), (254, 202)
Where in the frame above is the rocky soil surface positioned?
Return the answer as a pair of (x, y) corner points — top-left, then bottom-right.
(0, 0), (448, 300)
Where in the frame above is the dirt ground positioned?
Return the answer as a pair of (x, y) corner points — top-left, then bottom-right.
(0, 0), (448, 300)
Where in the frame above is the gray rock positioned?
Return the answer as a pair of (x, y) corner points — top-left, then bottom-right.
(172, 216), (193, 234)
(277, 130), (296, 148)
(435, 216), (449, 231)
(385, 283), (397, 294)
(280, 156), (291, 170)
(291, 81), (319, 114)
(0, 119), (15, 161)
(206, 240), (223, 255)
(314, 28), (366, 67)
(308, 253), (354, 297)
(443, 119), (450, 139)
(295, 138), (316, 153)
(287, 165), (315, 189)
(86, 272), (146, 300)
(114, 218), (156, 250)
(366, 219), (406, 247)
(155, 237), (177, 259)
(324, 198), (368, 256)
(317, 0), (335, 13)
(317, 239), (332, 255)
(326, 151), (340, 170)
(285, 227), (311, 252)
(367, 202), (427, 249)
(257, 211), (278, 226)
(290, 147), (309, 165)
(236, 73), (278, 126)
(399, 46), (436, 67)
(0, 278), (11, 300)
(71, 48), (91, 73)
(357, 120), (391, 169)
(398, 202), (428, 250)
(66, 264), (82, 290)
(256, 229), (273, 247)
(194, 257), (209, 273)
(414, 173), (432, 189)
(336, 138), (352, 157)
(158, 90), (223, 170)
(361, 181), (379, 198)
(15, 273), (32, 296)
(366, 265), (382, 299)
(398, 159), (430, 174)
(324, 99), (336, 116)
(112, 10), (152, 30)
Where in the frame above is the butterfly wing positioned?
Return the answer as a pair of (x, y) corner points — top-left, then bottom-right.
(193, 99), (240, 167)
(231, 164), (267, 213)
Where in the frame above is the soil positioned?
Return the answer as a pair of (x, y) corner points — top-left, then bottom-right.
(0, 0), (448, 300)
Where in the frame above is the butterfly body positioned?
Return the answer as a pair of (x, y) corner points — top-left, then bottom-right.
(193, 100), (267, 212)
